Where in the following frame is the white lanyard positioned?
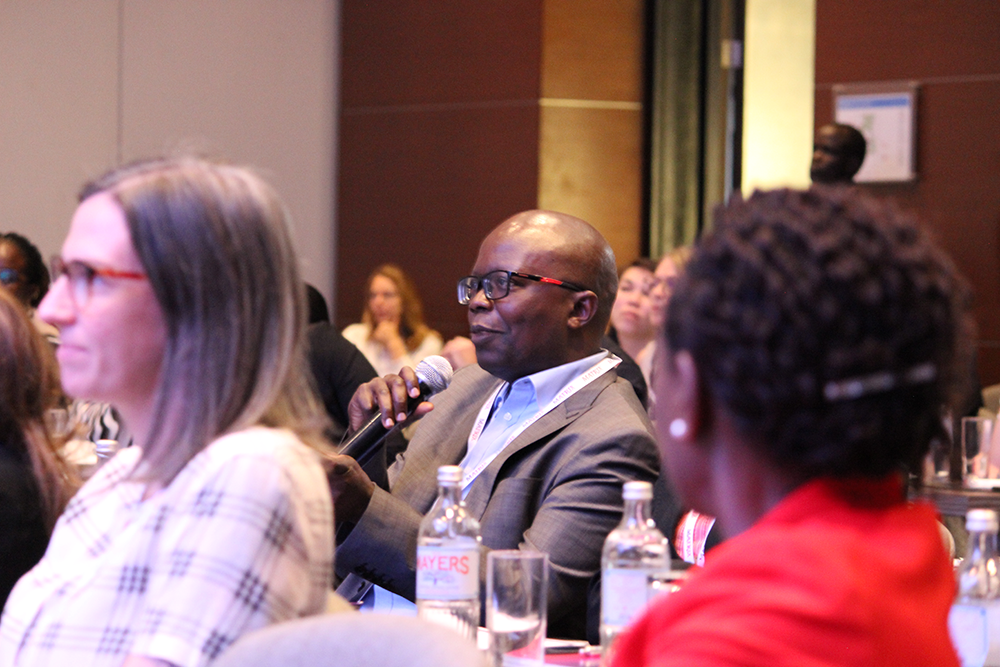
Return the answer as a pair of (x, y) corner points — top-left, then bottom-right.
(461, 355), (622, 491)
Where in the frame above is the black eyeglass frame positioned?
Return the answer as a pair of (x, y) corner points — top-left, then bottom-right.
(456, 269), (589, 305)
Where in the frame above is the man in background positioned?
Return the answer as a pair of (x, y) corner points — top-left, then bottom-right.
(810, 122), (867, 185)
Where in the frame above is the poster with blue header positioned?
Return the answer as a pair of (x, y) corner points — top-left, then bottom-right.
(834, 82), (918, 183)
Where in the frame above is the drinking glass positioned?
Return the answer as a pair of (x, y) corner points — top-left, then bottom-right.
(487, 550), (548, 667)
(964, 416), (1000, 486)
(647, 570), (688, 601)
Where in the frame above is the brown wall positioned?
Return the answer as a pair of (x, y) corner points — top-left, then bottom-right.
(814, 0), (1000, 385)
(337, 1), (543, 340)
(336, 1), (646, 341)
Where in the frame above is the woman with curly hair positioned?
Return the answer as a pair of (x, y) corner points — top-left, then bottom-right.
(0, 289), (79, 608)
(342, 264), (442, 377)
(613, 188), (967, 666)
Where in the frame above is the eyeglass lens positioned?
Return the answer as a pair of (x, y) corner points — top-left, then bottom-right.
(458, 270), (512, 304)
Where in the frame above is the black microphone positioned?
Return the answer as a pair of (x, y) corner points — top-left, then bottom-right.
(337, 355), (453, 466)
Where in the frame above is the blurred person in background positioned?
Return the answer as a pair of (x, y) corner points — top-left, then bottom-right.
(0, 231), (127, 447)
(0, 232), (58, 344)
(0, 289), (79, 609)
(342, 264), (442, 377)
(607, 259), (657, 386)
(0, 157), (334, 667)
(648, 246), (692, 334)
(810, 122), (867, 185)
(614, 187), (966, 667)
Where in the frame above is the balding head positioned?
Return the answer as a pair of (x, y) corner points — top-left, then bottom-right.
(810, 123), (867, 184)
(465, 210), (618, 381)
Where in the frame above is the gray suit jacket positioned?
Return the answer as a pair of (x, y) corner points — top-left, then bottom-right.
(335, 362), (660, 638)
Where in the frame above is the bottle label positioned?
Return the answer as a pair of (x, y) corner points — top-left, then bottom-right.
(950, 603), (1000, 667)
(602, 568), (653, 628)
(416, 544), (479, 600)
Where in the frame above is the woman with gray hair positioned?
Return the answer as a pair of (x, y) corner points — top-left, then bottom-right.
(0, 157), (334, 667)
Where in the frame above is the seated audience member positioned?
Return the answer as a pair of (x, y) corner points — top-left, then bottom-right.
(613, 188), (966, 666)
(305, 283), (330, 324)
(1, 231), (129, 447)
(329, 210), (661, 639)
(810, 122), (867, 185)
(0, 290), (80, 609)
(647, 246), (692, 337)
(608, 259), (657, 385)
(342, 264), (443, 377)
(307, 322), (378, 441)
(0, 231), (58, 344)
(0, 157), (334, 667)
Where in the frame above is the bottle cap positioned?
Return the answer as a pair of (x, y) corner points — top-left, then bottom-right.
(437, 465), (463, 484)
(623, 480), (653, 501)
(95, 439), (120, 457)
(966, 508), (999, 532)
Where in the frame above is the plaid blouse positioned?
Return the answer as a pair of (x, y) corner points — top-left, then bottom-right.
(0, 426), (333, 667)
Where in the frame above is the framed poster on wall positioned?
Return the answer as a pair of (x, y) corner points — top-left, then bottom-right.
(833, 81), (918, 183)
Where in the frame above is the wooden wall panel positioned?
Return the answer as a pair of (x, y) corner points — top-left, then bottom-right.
(337, 0), (543, 340)
(338, 105), (539, 339)
(538, 105), (644, 266)
(338, 0), (648, 340)
(538, 0), (646, 268)
(815, 0), (1000, 385)
(541, 0), (644, 102)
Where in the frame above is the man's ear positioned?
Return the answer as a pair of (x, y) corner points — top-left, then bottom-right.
(567, 290), (599, 329)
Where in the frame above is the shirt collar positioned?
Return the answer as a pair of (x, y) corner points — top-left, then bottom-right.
(506, 349), (610, 409)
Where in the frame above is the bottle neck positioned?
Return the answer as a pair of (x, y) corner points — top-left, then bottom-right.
(967, 530), (1000, 562)
(621, 497), (653, 529)
(437, 482), (463, 506)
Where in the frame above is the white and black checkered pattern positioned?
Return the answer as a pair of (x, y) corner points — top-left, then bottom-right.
(0, 427), (333, 667)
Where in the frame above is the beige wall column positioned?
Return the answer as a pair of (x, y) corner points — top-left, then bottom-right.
(539, 0), (647, 268)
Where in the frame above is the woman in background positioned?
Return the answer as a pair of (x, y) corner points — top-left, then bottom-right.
(0, 289), (79, 609)
(0, 157), (334, 667)
(607, 259), (657, 385)
(342, 264), (442, 377)
(648, 245), (692, 333)
(615, 188), (965, 666)
(0, 232), (58, 344)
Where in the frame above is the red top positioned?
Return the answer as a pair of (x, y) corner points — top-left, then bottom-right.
(612, 476), (960, 667)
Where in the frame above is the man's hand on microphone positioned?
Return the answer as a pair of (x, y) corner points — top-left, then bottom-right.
(325, 454), (376, 525)
(346, 367), (435, 432)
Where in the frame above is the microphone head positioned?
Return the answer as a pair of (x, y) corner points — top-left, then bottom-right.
(415, 355), (453, 395)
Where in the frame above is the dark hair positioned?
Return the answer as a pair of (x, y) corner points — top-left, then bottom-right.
(621, 258), (657, 277)
(831, 122), (867, 168)
(665, 187), (973, 478)
(0, 232), (50, 307)
(0, 289), (78, 530)
(80, 156), (331, 484)
(306, 283), (330, 324)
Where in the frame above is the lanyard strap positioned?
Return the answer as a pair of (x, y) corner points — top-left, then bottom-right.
(461, 355), (621, 491)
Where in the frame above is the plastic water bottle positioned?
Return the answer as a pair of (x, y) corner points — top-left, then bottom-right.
(600, 480), (670, 656)
(416, 465), (482, 640)
(950, 509), (1000, 666)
